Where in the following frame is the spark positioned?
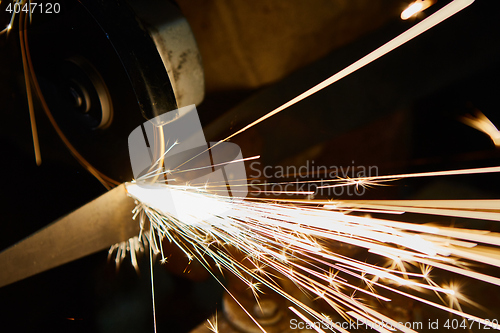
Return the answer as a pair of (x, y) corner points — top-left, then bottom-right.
(205, 312), (219, 333)
(214, 0), (474, 145)
(461, 110), (500, 147)
(401, 0), (436, 20)
(289, 306), (327, 333)
(0, 8), (15, 35)
(171, 0), (474, 175)
(14, 0), (495, 329)
(119, 162), (500, 331)
(149, 233), (158, 333)
(1, 1), (31, 36)
(318, 165), (500, 188)
(107, 234), (148, 271)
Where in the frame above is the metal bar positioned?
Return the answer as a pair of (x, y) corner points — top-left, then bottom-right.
(0, 184), (139, 288)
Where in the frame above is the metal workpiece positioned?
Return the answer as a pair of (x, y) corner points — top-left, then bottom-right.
(0, 184), (139, 288)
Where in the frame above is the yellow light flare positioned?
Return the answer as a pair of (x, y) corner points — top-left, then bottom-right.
(461, 111), (500, 147)
(401, 0), (436, 20)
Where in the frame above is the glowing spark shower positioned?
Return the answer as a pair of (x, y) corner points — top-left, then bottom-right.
(110, 1), (500, 331)
(8, 0), (499, 331)
(119, 163), (500, 332)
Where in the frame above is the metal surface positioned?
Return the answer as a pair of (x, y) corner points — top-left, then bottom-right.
(75, 0), (179, 121)
(128, 0), (205, 108)
(0, 184), (139, 288)
(61, 56), (114, 130)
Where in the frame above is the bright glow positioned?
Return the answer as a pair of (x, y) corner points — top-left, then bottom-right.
(126, 183), (236, 229)
(0, 23), (12, 35)
(401, 0), (436, 20)
(111, 0), (491, 331)
(120, 164), (500, 332)
(401, 2), (424, 20)
(12, 0), (496, 330)
(461, 111), (500, 147)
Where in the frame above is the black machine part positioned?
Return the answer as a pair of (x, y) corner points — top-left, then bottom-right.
(27, 0), (204, 182)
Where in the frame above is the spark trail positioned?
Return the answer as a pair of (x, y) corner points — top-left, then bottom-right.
(123, 167), (500, 332)
(114, 1), (495, 331)
(216, 0), (474, 144)
(7, 0), (497, 330)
